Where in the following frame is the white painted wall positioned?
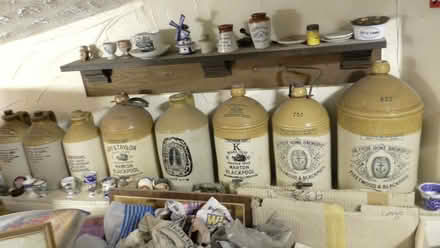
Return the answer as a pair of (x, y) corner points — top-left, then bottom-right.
(399, 0), (440, 183)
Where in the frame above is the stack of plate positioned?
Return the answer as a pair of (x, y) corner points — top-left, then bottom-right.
(321, 31), (353, 43)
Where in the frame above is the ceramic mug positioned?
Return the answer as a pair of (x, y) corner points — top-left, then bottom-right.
(132, 32), (162, 52)
(117, 40), (132, 58)
(103, 42), (117, 60)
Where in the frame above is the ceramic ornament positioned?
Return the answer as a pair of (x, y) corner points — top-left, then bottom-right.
(103, 42), (117, 60)
(169, 14), (195, 55)
(80, 45), (89, 62)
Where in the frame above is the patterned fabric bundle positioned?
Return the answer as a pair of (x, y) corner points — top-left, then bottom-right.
(104, 202), (154, 248)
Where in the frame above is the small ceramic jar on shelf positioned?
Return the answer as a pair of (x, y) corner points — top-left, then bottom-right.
(248, 12), (271, 49)
(307, 24), (321, 46)
(103, 42), (117, 60)
(117, 40), (132, 58)
(217, 24), (238, 53)
(80, 46), (89, 62)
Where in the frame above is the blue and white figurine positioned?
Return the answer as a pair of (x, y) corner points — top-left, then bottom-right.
(170, 14), (195, 55)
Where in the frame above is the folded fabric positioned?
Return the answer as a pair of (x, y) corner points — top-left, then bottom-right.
(104, 202), (155, 248)
(119, 204), (154, 239)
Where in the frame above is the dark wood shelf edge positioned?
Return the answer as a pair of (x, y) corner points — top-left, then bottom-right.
(60, 39), (386, 72)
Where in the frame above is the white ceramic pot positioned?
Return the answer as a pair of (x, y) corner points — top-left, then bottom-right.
(217, 24), (238, 53)
(352, 24), (385, 40)
(351, 16), (389, 41)
(248, 13), (271, 49)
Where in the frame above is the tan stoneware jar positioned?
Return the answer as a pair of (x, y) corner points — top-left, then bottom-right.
(100, 92), (160, 182)
(182, 91), (195, 107)
(63, 110), (108, 181)
(0, 110), (32, 187)
(213, 85), (271, 187)
(155, 93), (214, 192)
(23, 111), (69, 190)
(337, 60), (424, 192)
(272, 83), (331, 190)
(248, 12), (271, 49)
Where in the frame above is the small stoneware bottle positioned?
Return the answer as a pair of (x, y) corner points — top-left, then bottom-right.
(217, 24), (239, 53)
(23, 111), (69, 190)
(248, 12), (271, 49)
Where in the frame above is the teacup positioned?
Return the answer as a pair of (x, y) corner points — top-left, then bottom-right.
(103, 42), (117, 60)
(117, 40), (132, 58)
(132, 32), (163, 52)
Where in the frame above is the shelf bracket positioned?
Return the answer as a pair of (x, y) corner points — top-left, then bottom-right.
(340, 48), (381, 70)
(81, 69), (113, 84)
(200, 60), (233, 78)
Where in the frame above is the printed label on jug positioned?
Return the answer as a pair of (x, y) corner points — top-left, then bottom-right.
(215, 134), (271, 186)
(249, 21), (271, 48)
(350, 143), (410, 190)
(25, 140), (69, 190)
(63, 137), (108, 179)
(0, 142), (30, 186)
(338, 125), (421, 192)
(224, 139), (256, 178)
(274, 133), (331, 189)
(162, 137), (193, 177)
(104, 135), (159, 178)
(156, 125), (214, 192)
(105, 143), (140, 176)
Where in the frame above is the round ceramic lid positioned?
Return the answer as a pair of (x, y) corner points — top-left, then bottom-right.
(338, 60), (424, 118)
(213, 86), (268, 130)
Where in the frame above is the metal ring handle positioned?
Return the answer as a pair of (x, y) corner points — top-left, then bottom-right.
(127, 97), (149, 108)
(284, 66), (323, 98)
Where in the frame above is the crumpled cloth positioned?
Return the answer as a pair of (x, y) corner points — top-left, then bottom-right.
(104, 202), (155, 248)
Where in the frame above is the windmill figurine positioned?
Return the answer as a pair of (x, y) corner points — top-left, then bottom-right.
(170, 14), (195, 55)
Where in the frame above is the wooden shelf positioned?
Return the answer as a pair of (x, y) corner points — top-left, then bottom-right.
(0, 189), (108, 216)
(60, 39), (386, 97)
(61, 39), (386, 72)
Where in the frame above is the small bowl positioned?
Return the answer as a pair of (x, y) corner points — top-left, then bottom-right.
(418, 183), (440, 210)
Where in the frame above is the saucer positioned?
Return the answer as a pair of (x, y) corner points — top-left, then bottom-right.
(277, 35), (306, 45)
(130, 45), (170, 59)
(321, 37), (352, 43)
(324, 31), (353, 40)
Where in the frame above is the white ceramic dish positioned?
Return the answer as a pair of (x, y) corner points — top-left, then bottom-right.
(277, 35), (306, 45)
(321, 37), (352, 43)
(324, 31), (353, 40)
(130, 45), (170, 59)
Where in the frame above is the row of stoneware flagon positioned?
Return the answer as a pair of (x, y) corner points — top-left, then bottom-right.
(0, 60), (424, 194)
